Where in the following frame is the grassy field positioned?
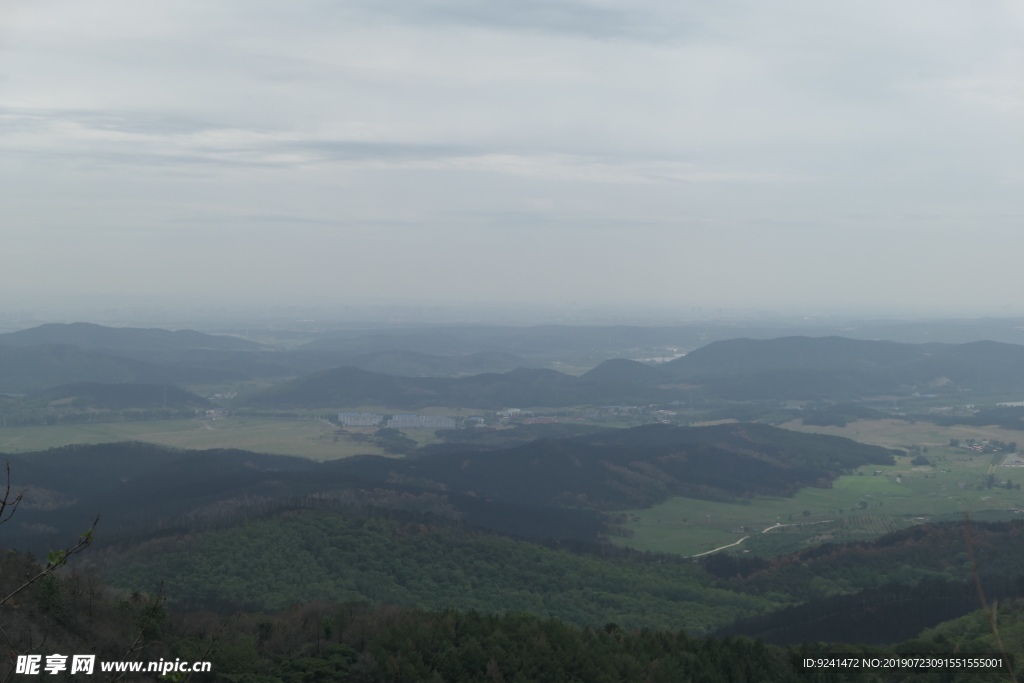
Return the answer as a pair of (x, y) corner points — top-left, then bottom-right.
(614, 428), (1024, 558)
(0, 418), (428, 460)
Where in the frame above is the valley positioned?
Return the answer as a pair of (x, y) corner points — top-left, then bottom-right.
(615, 434), (1024, 557)
(5, 321), (1024, 681)
(7, 6), (1022, 675)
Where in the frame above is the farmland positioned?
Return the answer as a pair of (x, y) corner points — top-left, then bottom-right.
(614, 429), (1024, 558)
(0, 417), (441, 460)
(781, 417), (1024, 450)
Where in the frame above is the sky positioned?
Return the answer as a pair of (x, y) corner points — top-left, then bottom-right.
(1, 0), (1022, 314)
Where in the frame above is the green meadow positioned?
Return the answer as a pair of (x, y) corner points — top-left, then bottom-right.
(614, 441), (1024, 558)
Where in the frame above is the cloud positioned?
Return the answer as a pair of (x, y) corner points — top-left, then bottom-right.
(342, 0), (697, 41)
(0, 106), (800, 186)
(0, 0), (1022, 310)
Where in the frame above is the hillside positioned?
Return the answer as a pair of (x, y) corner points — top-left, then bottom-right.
(669, 336), (935, 375)
(99, 509), (1024, 646)
(3, 543), (1009, 683)
(4, 442), (608, 553)
(242, 335), (1024, 408)
(0, 324), (547, 391)
(579, 357), (670, 384)
(0, 322), (262, 353)
(916, 598), (1024, 654)
(101, 509), (774, 632)
(8, 547), (952, 683)
(7, 435), (1024, 671)
(4, 423), (891, 555)
(663, 336), (1024, 399)
(28, 382), (210, 410)
(298, 324), (706, 357)
(714, 520), (1024, 645)
(298, 319), (1024, 356)
(0, 344), (245, 394)
(346, 423), (895, 509)
(0, 550), (171, 682)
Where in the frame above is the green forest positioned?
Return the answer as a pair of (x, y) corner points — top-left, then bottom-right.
(102, 511), (778, 634)
(98, 509), (1024, 649)
(5, 542), (1017, 683)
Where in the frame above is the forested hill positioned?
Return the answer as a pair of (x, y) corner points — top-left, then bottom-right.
(0, 322), (262, 353)
(101, 510), (774, 632)
(240, 365), (680, 409)
(580, 335), (1024, 400)
(11, 544), (1001, 683)
(100, 508), (1024, 646)
(345, 423), (896, 509)
(4, 442), (607, 552)
(665, 336), (1024, 398)
(5, 424), (891, 553)
(0, 345), (246, 394)
(28, 382), (210, 409)
(669, 336), (937, 375)
(0, 327), (539, 394)
(713, 520), (1024, 645)
(9, 325), (1024, 403)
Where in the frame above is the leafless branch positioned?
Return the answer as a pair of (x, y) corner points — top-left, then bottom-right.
(0, 514), (99, 609)
(108, 584), (166, 682)
(0, 462), (24, 527)
(964, 512), (1017, 683)
(182, 615), (235, 683)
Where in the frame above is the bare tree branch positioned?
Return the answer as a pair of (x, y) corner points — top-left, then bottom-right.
(182, 615), (235, 683)
(964, 512), (1017, 683)
(108, 584), (167, 683)
(0, 514), (99, 609)
(0, 462), (24, 527)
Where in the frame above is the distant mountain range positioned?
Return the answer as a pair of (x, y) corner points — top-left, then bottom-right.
(0, 323), (536, 394)
(241, 336), (1024, 408)
(298, 319), (1024, 355)
(587, 336), (1024, 401)
(0, 344), (246, 394)
(681, 337), (1024, 399)
(4, 324), (1024, 405)
(0, 322), (263, 353)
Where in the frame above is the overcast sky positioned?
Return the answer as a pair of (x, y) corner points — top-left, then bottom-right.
(1, 0), (1021, 314)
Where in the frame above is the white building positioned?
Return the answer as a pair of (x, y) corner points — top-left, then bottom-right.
(338, 413), (384, 427)
(387, 415), (457, 429)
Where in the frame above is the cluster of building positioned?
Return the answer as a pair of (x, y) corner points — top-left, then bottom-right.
(603, 406), (640, 414)
(387, 415), (457, 429)
(338, 413), (460, 429)
(338, 413), (384, 427)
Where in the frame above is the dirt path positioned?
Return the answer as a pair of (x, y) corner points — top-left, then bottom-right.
(688, 536), (749, 558)
(762, 519), (834, 533)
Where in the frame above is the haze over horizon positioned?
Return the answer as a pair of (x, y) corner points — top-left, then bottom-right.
(2, 0), (1022, 312)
